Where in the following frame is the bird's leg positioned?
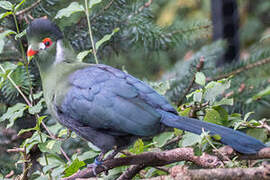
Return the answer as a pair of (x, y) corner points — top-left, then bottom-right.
(87, 152), (108, 176)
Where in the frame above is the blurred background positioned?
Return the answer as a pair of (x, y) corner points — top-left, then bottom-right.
(0, 0), (269, 178)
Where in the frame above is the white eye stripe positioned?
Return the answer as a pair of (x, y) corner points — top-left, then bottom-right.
(39, 42), (46, 50)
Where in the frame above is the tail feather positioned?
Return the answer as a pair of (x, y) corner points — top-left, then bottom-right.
(159, 110), (265, 154)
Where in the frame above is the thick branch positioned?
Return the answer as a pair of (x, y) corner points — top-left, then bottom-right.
(145, 164), (270, 180)
(62, 147), (223, 180)
(62, 146), (270, 180)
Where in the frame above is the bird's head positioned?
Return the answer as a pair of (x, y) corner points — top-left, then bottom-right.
(26, 18), (75, 72)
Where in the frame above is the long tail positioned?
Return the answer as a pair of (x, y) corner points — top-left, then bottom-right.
(159, 110), (265, 154)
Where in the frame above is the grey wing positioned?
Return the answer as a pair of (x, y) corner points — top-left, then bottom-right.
(60, 64), (176, 136)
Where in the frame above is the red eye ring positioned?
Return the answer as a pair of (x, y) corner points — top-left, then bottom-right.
(42, 38), (52, 47)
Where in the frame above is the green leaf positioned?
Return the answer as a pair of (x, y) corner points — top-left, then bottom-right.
(0, 103), (27, 128)
(14, 0), (26, 12)
(0, 1), (13, 11)
(95, 28), (119, 50)
(89, 0), (102, 9)
(195, 72), (206, 86)
(252, 86), (270, 100)
(58, 128), (68, 137)
(194, 146), (203, 156)
(213, 106), (228, 126)
(55, 2), (84, 19)
(180, 132), (201, 147)
(28, 98), (45, 114)
(244, 112), (254, 121)
(33, 91), (43, 100)
(0, 30), (17, 40)
(193, 91), (202, 102)
(77, 50), (91, 62)
(179, 107), (191, 117)
(22, 132), (48, 153)
(15, 29), (26, 40)
(260, 33), (270, 42)
(38, 140), (62, 154)
(38, 154), (65, 166)
(78, 151), (99, 161)
(204, 108), (222, 125)
(18, 127), (37, 136)
(153, 132), (174, 147)
(213, 98), (233, 106)
(246, 129), (267, 142)
(0, 11), (12, 19)
(64, 158), (85, 177)
(204, 80), (231, 104)
(131, 138), (144, 154)
(212, 134), (222, 141)
(87, 142), (101, 152)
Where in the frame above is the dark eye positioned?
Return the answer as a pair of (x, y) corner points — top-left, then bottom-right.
(44, 41), (50, 46)
(42, 38), (52, 48)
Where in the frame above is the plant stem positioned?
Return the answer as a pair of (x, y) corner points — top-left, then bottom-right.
(12, 13), (27, 63)
(84, 0), (99, 64)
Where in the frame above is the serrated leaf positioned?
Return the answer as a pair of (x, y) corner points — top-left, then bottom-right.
(204, 108), (222, 125)
(96, 28), (119, 50)
(0, 1), (13, 10)
(28, 98), (45, 114)
(132, 138), (144, 154)
(180, 132), (201, 147)
(64, 158), (85, 177)
(89, 0), (102, 8)
(0, 103), (27, 128)
(153, 132), (174, 147)
(55, 2), (84, 19)
(246, 129), (267, 142)
(15, 29), (26, 40)
(77, 50), (91, 62)
(195, 72), (206, 86)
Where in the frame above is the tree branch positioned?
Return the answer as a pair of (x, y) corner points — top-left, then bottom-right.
(62, 146), (270, 180)
(145, 164), (270, 180)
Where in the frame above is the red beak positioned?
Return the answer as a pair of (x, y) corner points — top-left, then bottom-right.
(27, 48), (38, 57)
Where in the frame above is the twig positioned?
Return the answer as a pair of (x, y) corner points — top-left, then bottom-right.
(210, 57), (270, 81)
(92, 0), (115, 21)
(135, 0), (153, 14)
(62, 147), (223, 179)
(15, 0), (42, 16)
(178, 56), (205, 106)
(117, 165), (145, 180)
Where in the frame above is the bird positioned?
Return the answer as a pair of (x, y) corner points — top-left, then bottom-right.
(26, 18), (265, 166)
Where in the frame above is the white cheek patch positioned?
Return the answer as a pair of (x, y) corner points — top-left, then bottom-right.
(54, 40), (65, 64)
(39, 42), (46, 50)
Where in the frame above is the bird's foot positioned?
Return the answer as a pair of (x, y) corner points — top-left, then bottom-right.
(87, 157), (108, 176)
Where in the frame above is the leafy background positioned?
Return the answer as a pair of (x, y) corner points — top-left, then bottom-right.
(0, 0), (270, 179)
